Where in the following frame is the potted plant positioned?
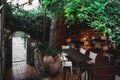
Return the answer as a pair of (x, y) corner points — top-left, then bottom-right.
(38, 42), (61, 76)
(43, 46), (61, 76)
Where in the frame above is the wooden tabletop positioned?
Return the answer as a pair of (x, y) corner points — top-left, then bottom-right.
(63, 49), (91, 63)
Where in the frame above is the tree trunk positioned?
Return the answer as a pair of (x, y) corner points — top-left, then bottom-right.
(49, 15), (66, 48)
(55, 16), (66, 48)
(43, 10), (46, 44)
(49, 14), (57, 47)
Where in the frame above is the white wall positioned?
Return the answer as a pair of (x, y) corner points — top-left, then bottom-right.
(7, 0), (40, 11)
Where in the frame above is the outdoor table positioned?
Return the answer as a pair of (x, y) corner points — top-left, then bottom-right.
(63, 48), (91, 80)
(63, 48), (91, 64)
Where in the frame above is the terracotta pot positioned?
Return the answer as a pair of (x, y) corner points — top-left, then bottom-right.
(43, 55), (53, 63)
(43, 55), (61, 76)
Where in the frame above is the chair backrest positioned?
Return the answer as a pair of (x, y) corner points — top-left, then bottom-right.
(80, 48), (86, 55)
(62, 45), (70, 49)
(89, 51), (97, 62)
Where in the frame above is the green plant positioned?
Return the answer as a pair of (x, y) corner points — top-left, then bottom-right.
(45, 46), (58, 57)
(5, 2), (51, 40)
(38, 42), (59, 57)
(64, 0), (120, 45)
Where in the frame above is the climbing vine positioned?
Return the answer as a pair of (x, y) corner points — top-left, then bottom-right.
(5, 2), (51, 40)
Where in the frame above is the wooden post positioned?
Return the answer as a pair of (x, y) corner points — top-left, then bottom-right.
(27, 38), (35, 66)
(5, 35), (12, 70)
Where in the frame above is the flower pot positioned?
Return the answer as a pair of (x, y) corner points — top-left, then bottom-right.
(42, 54), (61, 76)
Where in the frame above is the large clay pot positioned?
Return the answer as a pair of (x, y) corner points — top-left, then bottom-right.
(42, 54), (61, 76)
(49, 55), (61, 76)
(43, 55), (54, 63)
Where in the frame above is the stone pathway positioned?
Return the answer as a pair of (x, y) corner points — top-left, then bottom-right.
(5, 62), (37, 80)
(11, 37), (80, 80)
(4, 36), (38, 80)
(12, 37), (26, 63)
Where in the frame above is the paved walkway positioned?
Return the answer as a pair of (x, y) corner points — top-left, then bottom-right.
(5, 62), (38, 80)
(12, 37), (26, 63)
(4, 37), (38, 80)
(10, 37), (80, 80)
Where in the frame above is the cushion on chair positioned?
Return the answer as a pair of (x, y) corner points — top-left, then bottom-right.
(89, 51), (97, 62)
(80, 48), (86, 55)
(61, 52), (68, 56)
(62, 61), (72, 67)
(62, 45), (70, 49)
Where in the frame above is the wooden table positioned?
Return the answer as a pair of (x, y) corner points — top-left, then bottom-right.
(63, 48), (90, 64)
(63, 48), (91, 80)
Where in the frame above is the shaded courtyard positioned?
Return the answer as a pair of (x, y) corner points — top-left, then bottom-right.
(0, 0), (120, 80)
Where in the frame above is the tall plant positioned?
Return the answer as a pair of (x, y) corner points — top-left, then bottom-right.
(104, 0), (120, 45)
(65, 0), (120, 45)
(42, 0), (70, 47)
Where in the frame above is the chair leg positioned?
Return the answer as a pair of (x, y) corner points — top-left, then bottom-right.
(63, 67), (73, 80)
(70, 67), (73, 80)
